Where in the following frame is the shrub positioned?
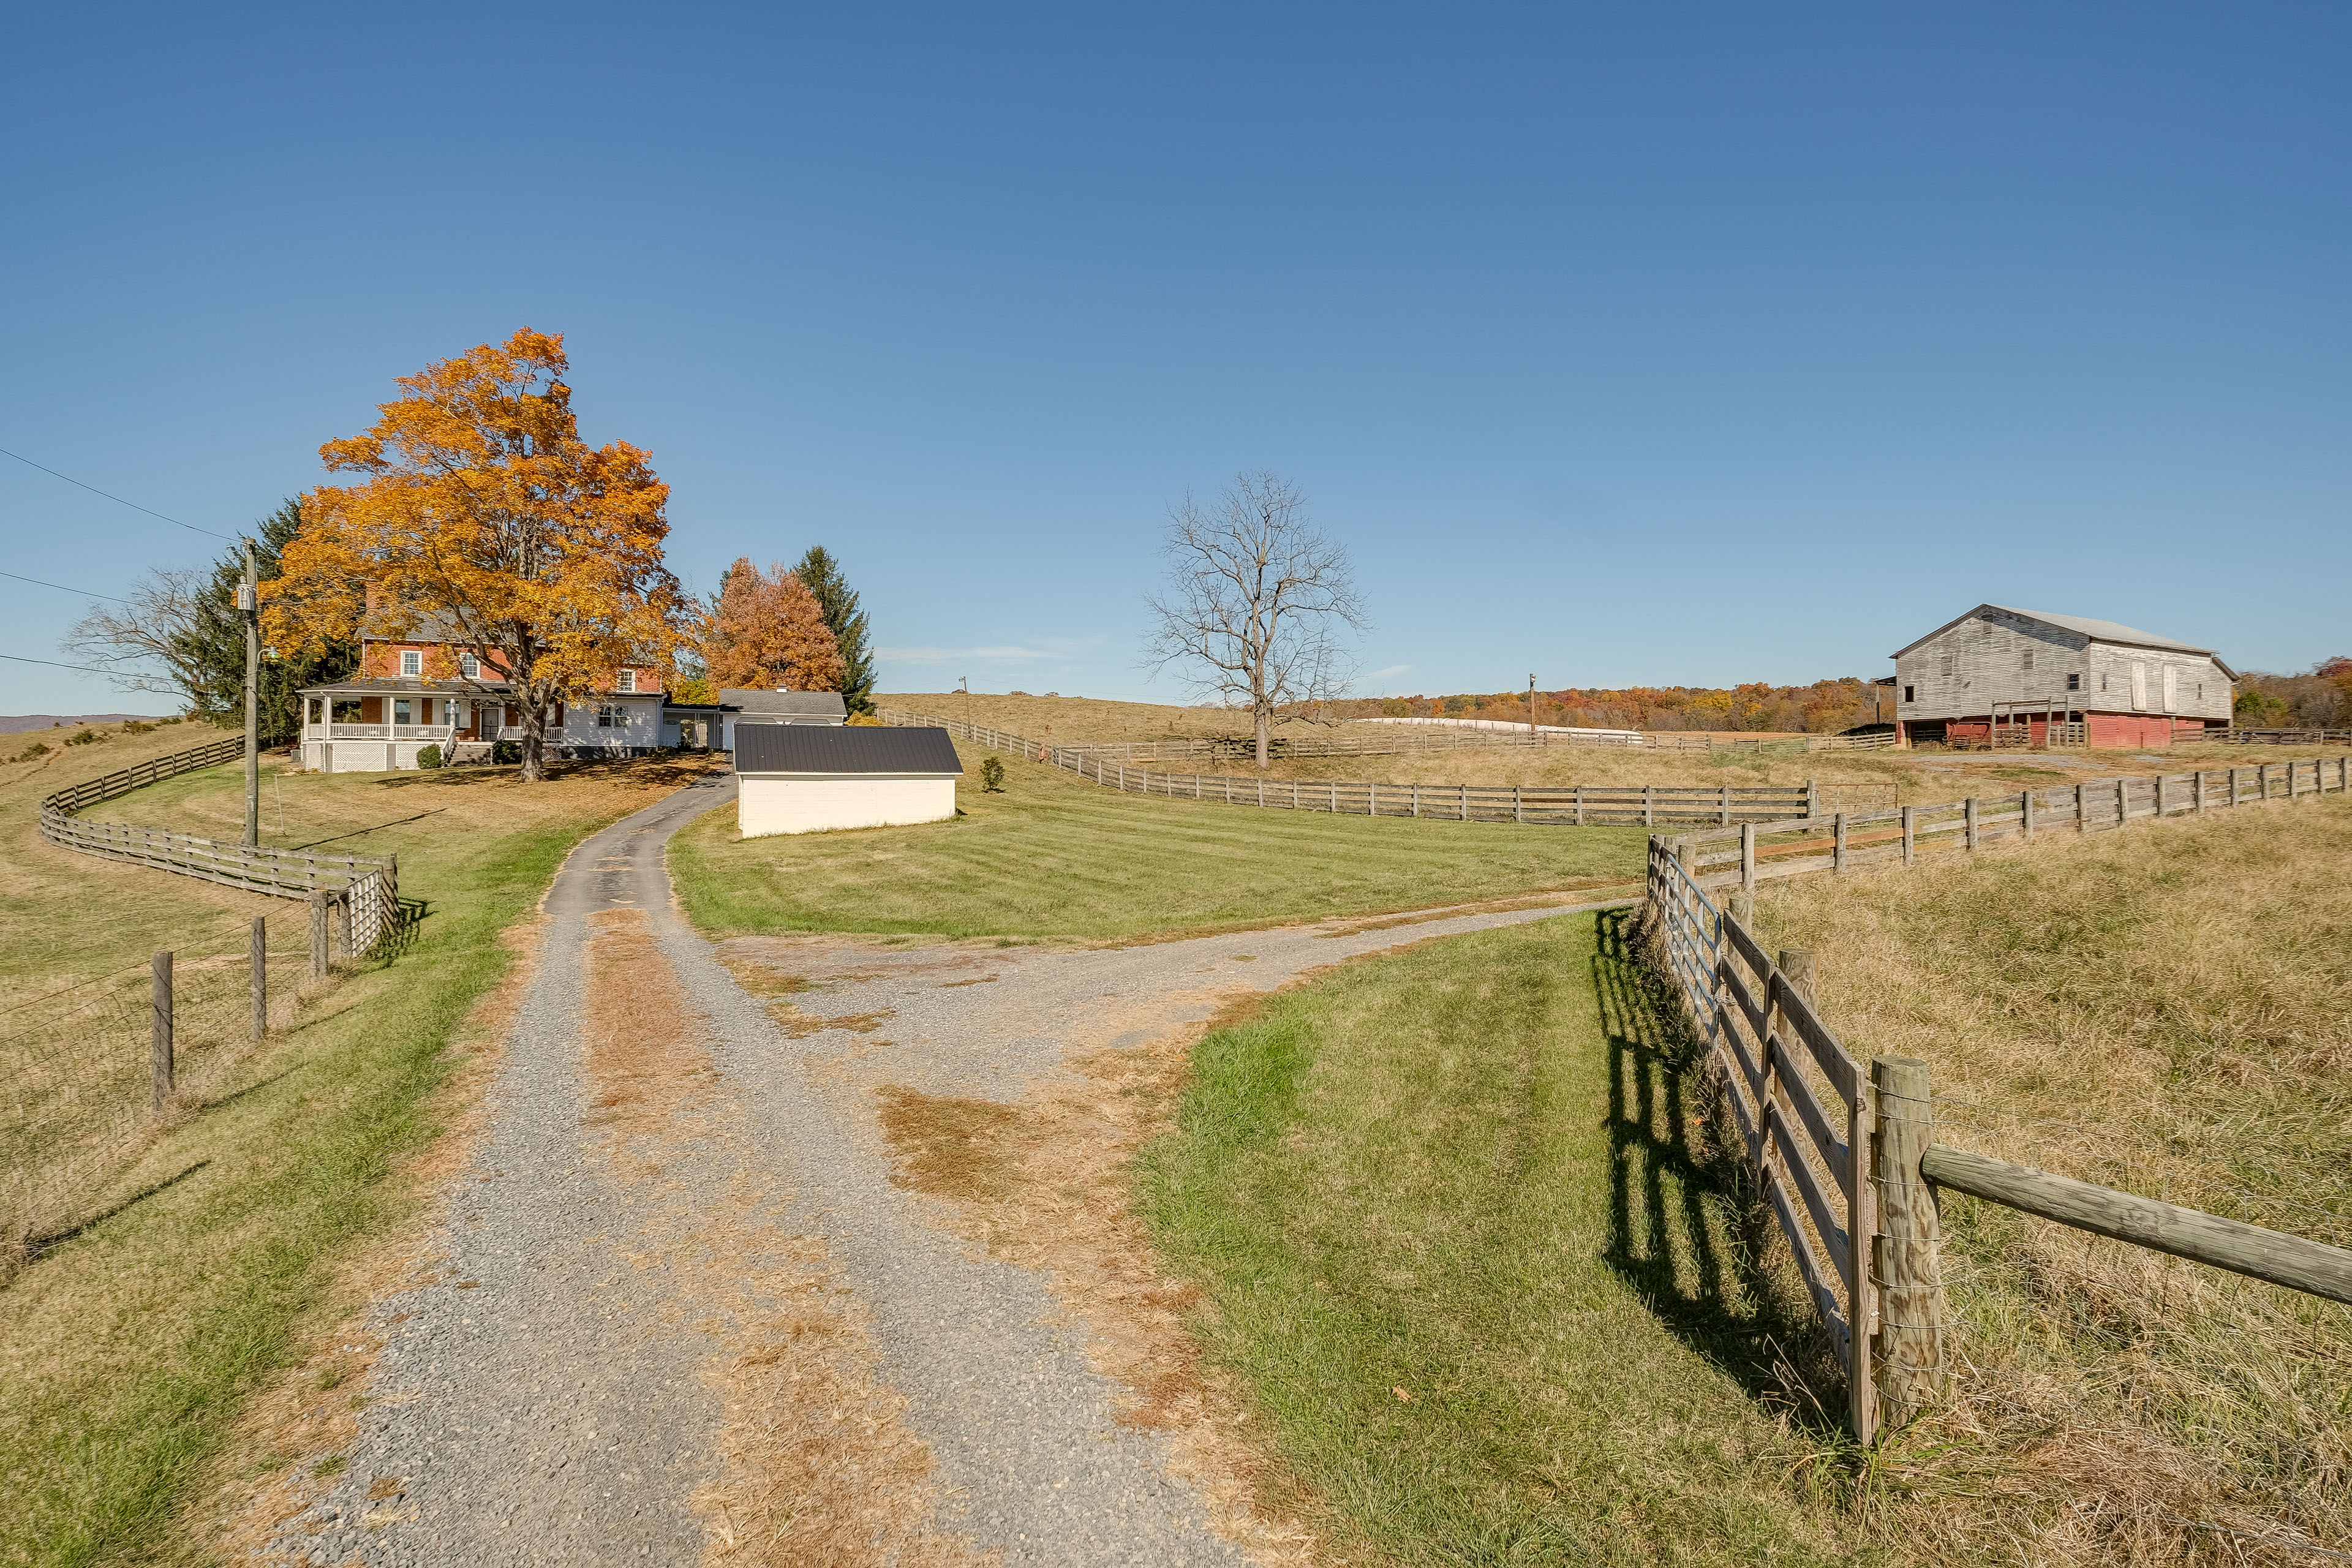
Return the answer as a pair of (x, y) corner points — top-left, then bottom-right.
(64, 729), (100, 747)
(492, 740), (521, 765)
(11, 741), (50, 763)
(119, 719), (155, 735)
(845, 713), (883, 727)
(415, 744), (443, 770)
(979, 756), (1006, 793)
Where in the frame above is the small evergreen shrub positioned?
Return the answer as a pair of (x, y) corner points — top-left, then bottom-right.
(64, 729), (101, 747)
(979, 756), (1006, 793)
(416, 744), (444, 770)
(492, 740), (521, 765)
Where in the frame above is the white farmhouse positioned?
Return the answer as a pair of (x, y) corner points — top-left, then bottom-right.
(735, 725), (962, 837)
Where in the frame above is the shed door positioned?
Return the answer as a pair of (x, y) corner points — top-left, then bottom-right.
(2130, 663), (2147, 711)
(2162, 666), (2178, 714)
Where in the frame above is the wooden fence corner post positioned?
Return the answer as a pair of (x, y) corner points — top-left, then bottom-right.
(1871, 1056), (1945, 1433)
(1740, 821), (1756, 895)
(251, 915), (267, 1041)
(1901, 804), (1916, 866)
(151, 949), (174, 1111)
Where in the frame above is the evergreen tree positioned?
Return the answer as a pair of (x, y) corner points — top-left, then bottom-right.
(791, 546), (875, 714)
(178, 500), (358, 736)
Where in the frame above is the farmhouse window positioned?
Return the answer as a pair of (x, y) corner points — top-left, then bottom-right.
(617, 668), (636, 693)
(2067, 673), (2081, 691)
(597, 704), (626, 728)
(461, 653), (480, 679)
(1902, 685), (1914, 703)
(400, 649), (421, 677)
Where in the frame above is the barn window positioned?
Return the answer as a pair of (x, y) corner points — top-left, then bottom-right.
(2100, 673), (2109, 692)
(1902, 685), (1914, 703)
(2067, 673), (2081, 691)
(2022, 649), (2035, 671)
(1939, 654), (1953, 677)
(400, 649), (421, 677)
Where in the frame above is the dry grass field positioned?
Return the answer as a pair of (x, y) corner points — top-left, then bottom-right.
(883, 691), (2346, 801)
(1744, 795), (2352, 1564)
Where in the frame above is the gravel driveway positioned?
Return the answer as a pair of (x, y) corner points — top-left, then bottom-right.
(271, 772), (1625, 1566)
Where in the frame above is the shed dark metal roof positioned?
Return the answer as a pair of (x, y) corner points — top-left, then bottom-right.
(735, 725), (962, 776)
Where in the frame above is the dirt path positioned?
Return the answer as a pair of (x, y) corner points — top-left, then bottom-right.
(265, 774), (1627, 1566)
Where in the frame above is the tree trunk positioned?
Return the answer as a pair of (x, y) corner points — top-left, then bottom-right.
(520, 693), (548, 782)
(1254, 709), (1270, 770)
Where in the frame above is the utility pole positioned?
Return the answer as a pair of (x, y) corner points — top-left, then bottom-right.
(240, 538), (260, 846)
(1528, 673), (1537, 739)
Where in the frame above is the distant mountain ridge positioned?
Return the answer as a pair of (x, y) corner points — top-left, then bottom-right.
(0, 714), (167, 736)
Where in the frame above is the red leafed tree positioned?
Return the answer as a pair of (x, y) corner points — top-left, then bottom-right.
(703, 559), (846, 692)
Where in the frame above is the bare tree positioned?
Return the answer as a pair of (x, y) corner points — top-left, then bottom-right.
(1144, 471), (1369, 769)
(61, 568), (208, 704)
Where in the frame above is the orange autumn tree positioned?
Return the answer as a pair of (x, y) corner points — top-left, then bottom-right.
(263, 328), (686, 782)
(702, 558), (846, 692)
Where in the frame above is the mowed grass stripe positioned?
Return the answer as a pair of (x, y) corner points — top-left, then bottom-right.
(1136, 910), (1862, 1564)
(668, 744), (1649, 942)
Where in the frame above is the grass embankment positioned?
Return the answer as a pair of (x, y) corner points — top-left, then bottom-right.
(1137, 910), (1871, 1566)
(1746, 796), (2352, 1562)
(0, 732), (710, 1567)
(668, 743), (1651, 943)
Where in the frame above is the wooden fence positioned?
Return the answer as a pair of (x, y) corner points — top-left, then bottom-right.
(1664, 755), (2351, 896)
(1645, 832), (2352, 1442)
(880, 708), (1896, 759)
(37, 737), (402, 955)
(888, 710), (1896, 824)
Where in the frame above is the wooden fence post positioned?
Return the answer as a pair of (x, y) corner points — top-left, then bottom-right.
(2196, 769), (2207, 814)
(1515, 784), (1524, 824)
(1720, 783), (1730, 827)
(1645, 783), (1655, 829)
(1740, 822), (1756, 895)
(1458, 783), (1466, 820)
(1871, 1056), (1945, 1431)
(2075, 780), (2087, 832)
(309, 891), (330, 978)
(330, 894), (347, 965)
(1901, 804), (1915, 866)
(2022, 788), (2035, 840)
(251, 915), (267, 1040)
(1574, 785), (1585, 826)
(1806, 778), (1819, 818)
(151, 949), (174, 1111)
(1964, 797), (1979, 851)
(2118, 777), (2130, 827)
(1833, 813), (1848, 872)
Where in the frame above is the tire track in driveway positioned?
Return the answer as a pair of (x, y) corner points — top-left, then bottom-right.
(264, 768), (1627, 1566)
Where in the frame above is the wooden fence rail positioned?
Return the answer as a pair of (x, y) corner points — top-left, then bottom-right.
(886, 710), (1897, 824)
(1643, 759), (2352, 1439)
(1665, 755), (2352, 896)
(37, 737), (403, 956)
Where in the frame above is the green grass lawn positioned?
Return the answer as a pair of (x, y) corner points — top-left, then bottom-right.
(668, 744), (1651, 942)
(0, 749), (704, 1567)
(1137, 908), (1875, 1566)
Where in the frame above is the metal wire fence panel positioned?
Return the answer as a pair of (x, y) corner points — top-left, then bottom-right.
(1, 929), (315, 1248)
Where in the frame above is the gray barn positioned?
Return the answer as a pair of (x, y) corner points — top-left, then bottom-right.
(1891, 605), (2235, 748)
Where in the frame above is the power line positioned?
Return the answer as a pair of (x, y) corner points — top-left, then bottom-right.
(0, 445), (238, 541)
(0, 568), (131, 604)
(0, 652), (132, 676)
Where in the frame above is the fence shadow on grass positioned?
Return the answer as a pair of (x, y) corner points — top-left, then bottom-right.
(1589, 907), (1840, 1414)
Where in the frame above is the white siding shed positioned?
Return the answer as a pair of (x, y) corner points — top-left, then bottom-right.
(735, 725), (962, 838)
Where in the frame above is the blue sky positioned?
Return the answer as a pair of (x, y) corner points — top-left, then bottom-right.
(3, 2), (2345, 713)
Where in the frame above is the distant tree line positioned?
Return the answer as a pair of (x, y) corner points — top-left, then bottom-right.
(1337, 676), (1892, 734)
(2233, 657), (2351, 729)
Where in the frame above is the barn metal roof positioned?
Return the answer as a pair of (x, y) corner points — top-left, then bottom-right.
(1891, 605), (2237, 677)
(735, 724), (962, 775)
